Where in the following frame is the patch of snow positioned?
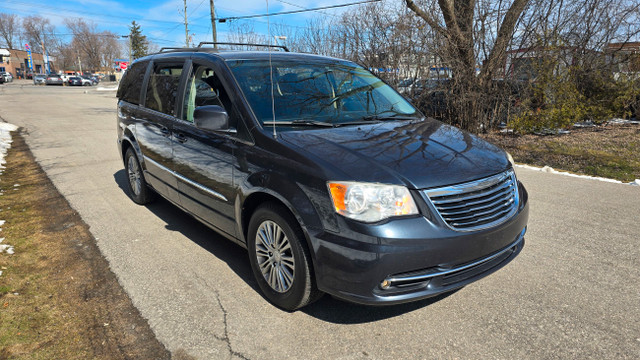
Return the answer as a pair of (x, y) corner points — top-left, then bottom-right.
(96, 86), (118, 91)
(0, 237), (14, 255)
(608, 118), (640, 125)
(515, 164), (638, 185)
(0, 122), (19, 175)
(0, 123), (17, 255)
(574, 120), (596, 128)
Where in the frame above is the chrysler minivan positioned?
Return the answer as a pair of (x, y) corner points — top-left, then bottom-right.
(116, 44), (529, 310)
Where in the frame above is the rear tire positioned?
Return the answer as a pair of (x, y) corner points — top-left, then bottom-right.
(124, 147), (155, 204)
(247, 203), (322, 311)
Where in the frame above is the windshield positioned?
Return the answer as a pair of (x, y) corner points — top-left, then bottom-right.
(227, 59), (419, 127)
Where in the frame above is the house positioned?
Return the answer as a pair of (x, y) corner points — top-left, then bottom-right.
(606, 42), (640, 76)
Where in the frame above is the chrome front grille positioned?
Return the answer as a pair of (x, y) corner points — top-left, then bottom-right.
(424, 170), (519, 231)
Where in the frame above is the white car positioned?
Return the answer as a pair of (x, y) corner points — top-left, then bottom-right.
(60, 74), (74, 83)
(1, 72), (13, 82)
(79, 77), (93, 86)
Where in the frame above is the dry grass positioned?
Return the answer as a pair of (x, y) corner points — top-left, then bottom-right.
(482, 123), (640, 182)
(0, 132), (170, 359)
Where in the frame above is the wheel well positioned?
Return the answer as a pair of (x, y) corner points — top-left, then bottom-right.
(121, 139), (133, 166)
(242, 193), (283, 239)
(241, 192), (309, 245)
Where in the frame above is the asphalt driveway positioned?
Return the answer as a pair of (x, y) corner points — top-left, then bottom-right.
(1, 82), (638, 359)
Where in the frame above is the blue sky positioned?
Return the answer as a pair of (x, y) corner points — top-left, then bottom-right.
(3, 0), (367, 49)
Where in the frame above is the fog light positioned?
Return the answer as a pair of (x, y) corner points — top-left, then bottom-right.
(380, 280), (391, 290)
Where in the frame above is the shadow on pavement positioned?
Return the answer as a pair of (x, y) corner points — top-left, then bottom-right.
(301, 290), (458, 324)
(113, 169), (453, 323)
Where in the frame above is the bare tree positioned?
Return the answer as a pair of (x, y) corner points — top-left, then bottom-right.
(22, 16), (55, 53)
(66, 18), (119, 71)
(0, 13), (19, 48)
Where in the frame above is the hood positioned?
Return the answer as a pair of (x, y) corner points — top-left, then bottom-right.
(278, 119), (510, 189)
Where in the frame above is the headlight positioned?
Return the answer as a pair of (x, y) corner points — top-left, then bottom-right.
(328, 182), (418, 222)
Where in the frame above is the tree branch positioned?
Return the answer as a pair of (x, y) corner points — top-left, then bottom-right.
(481, 0), (530, 81)
(404, 0), (449, 38)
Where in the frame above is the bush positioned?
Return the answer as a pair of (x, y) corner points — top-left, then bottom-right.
(509, 59), (639, 133)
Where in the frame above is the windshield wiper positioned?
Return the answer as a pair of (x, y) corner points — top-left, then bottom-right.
(362, 114), (420, 122)
(263, 120), (336, 127)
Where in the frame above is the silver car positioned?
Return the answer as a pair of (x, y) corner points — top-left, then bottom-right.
(33, 74), (47, 85)
(45, 74), (64, 85)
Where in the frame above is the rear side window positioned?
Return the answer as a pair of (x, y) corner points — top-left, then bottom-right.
(117, 61), (148, 104)
(145, 63), (183, 116)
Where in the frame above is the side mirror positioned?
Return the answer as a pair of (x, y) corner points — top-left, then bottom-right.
(193, 105), (229, 131)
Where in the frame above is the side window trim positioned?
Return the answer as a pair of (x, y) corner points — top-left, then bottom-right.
(138, 60), (154, 107)
(174, 59), (192, 121)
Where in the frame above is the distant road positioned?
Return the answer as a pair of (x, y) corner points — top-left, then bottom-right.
(2, 82), (639, 359)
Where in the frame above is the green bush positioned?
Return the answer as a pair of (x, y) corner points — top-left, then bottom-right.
(508, 53), (639, 133)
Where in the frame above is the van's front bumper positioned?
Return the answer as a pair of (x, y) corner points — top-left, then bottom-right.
(307, 186), (529, 305)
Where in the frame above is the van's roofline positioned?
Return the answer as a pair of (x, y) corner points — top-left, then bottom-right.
(134, 49), (350, 65)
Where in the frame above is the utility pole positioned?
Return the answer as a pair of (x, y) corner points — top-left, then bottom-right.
(210, 0), (217, 49)
(184, 0), (189, 47)
(41, 38), (48, 74)
(77, 51), (83, 74)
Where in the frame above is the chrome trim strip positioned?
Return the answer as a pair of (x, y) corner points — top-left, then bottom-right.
(385, 228), (526, 284)
(429, 178), (514, 205)
(425, 170), (512, 198)
(143, 156), (228, 202)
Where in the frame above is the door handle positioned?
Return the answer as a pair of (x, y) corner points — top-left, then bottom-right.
(175, 133), (188, 143)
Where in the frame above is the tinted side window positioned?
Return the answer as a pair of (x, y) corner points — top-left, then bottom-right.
(182, 64), (251, 141)
(116, 61), (148, 104)
(182, 66), (224, 122)
(145, 63), (183, 116)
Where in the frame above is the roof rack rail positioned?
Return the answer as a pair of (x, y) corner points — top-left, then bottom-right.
(159, 47), (189, 52)
(197, 42), (289, 52)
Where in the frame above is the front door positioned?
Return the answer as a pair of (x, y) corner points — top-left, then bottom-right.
(170, 62), (239, 237)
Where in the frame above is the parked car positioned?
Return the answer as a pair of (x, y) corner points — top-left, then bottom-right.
(0, 75), (4, 84)
(60, 74), (75, 83)
(33, 74), (47, 85)
(116, 46), (529, 311)
(79, 76), (93, 86)
(68, 76), (83, 86)
(1, 72), (13, 82)
(45, 74), (64, 85)
(396, 78), (414, 94)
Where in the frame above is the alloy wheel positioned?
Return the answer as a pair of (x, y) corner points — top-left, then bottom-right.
(127, 156), (142, 196)
(255, 220), (295, 293)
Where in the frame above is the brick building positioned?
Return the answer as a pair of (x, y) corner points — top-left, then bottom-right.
(0, 48), (56, 78)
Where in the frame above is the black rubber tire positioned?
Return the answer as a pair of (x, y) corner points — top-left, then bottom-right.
(124, 147), (156, 204)
(247, 202), (322, 311)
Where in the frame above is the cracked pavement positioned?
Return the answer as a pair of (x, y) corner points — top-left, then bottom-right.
(1, 82), (639, 359)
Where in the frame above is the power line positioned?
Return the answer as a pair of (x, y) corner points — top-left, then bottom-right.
(275, 0), (339, 18)
(216, 0), (381, 22)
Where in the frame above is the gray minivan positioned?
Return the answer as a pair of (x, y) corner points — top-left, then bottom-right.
(117, 44), (529, 310)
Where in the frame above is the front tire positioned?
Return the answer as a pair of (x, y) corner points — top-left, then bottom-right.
(248, 203), (322, 311)
(124, 147), (155, 204)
